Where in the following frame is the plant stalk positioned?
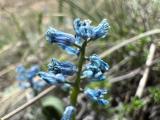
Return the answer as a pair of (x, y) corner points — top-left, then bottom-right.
(70, 40), (87, 106)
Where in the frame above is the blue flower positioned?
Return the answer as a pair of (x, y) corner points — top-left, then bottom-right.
(48, 58), (77, 76)
(89, 54), (109, 73)
(38, 71), (65, 85)
(46, 27), (75, 45)
(16, 65), (26, 74)
(38, 58), (77, 85)
(83, 54), (109, 81)
(92, 19), (109, 39)
(73, 18), (109, 41)
(61, 83), (71, 91)
(61, 106), (76, 120)
(16, 65), (40, 81)
(60, 44), (80, 55)
(18, 81), (30, 89)
(32, 77), (47, 91)
(74, 18), (92, 41)
(84, 88), (109, 105)
(16, 65), (46, 91)
(83, 65), (105, 81)
(27, 65), (40, 81)
(16, 65), (27, 81)
(45, 27), (79, 55)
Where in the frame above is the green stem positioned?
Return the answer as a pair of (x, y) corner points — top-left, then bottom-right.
(70, 40), (87, 106)
(58, 0), (64, 25)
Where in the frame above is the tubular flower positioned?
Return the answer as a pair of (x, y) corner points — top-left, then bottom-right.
(45, 27), (79, 55)
(46, 27), (75, 45)
(84, 88), (109, 105)
(18, 81), (30, 89)
(60, 44), (80, 55)
(27, 65), (40, 81)
(48, 58), (77, 76)
(16, 65), (40, 82)
(73, 18), (109, 41)
(89, 54), (109, 72)
(83, 64), (105, 81)
(16, 65), (28, 81)
(83, 54), (109, 81)
(61, 106), (76, 120)
(16, 65), (46, 91)
(32, 77), (47, 91)
(38, 71), (65, 85)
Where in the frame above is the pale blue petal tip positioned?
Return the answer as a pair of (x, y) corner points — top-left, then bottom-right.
(84, 88), (109, 105)
(83, 54), (109, 81)
(61, 106), (76, 120)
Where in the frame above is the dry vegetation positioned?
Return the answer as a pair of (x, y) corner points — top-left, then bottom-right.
(0, 0), (160, 120)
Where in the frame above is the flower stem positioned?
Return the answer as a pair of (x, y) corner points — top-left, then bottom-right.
(70, 40), (87, 106)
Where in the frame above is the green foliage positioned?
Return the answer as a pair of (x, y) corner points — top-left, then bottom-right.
(41, 96), (64, 120)
(1, 0), (160, 119)
(124, 97), (145, 114)
(149, 87), (160, 103)
(112, 97), (145, 119)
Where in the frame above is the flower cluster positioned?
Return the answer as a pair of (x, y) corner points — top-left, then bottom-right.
(45, 18), (109, 56)
(84, 88), (108, 105)
(46, 27), (79, 55)
(38, 58), (76, 85)
(74, 18), (109, 43)
(48, 58), (77, 76)
(15, 18), (110, 120)
(83, 54), (109, 81)
(16, 65), (47, 91)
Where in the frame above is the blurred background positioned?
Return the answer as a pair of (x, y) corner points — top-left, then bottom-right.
(0, 0), (160, 120)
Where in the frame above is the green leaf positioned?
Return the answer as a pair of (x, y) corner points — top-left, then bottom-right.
(41, 96), (64, 120)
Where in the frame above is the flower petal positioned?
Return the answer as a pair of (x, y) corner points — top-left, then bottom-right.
(84, 88), (108, 105)
(38, 71), (65, 84)
(45, 27), (75, 46)
(61, 106), (76, 120)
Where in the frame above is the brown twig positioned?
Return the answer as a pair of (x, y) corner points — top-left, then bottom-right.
(0, 64), (18, 77)
(109, 68), (142, 83)
(107, 53), (137, 75)
(108, 56), (159, 83)
(1, 86), (55, 120)
(135, 43), (156, 97)
(100, 29), (160, 58)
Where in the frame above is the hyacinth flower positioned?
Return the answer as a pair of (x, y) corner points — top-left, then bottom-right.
(83, 54), (109, 81)
(38, 72), (65, 85)
(83, 64), (106, 81)
(84, 88), (109, 105)
(48, 58), (77, 76)
(61, 106), (76, 120)
(16, 65), (28, 81)
(89, 54), (109, 72)
(73, 18), (109, 43)
(16, 65), (47, 91)
(27, 65), (40, 81)
(38, 58), (77, 85)
(45, 27), (80, 55)
(32, 78), (47, 91)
